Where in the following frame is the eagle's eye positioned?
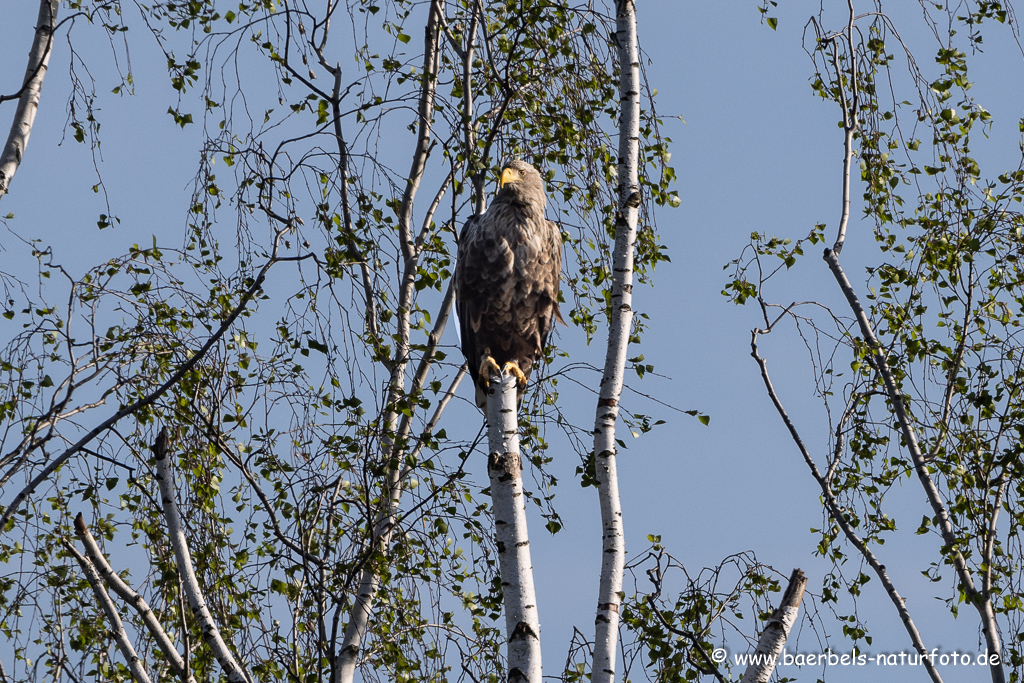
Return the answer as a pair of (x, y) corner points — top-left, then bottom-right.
(518, 169), (525, 176)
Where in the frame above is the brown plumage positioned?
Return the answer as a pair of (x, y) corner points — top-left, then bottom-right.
(456, 160), (565, 409)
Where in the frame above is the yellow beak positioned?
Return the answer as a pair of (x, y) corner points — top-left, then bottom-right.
(499, 167), (518, 188)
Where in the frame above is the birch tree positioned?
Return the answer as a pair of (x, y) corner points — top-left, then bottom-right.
(3, 0), (850, 679)
(591, 1), (639, 681)
(0, 1), (685, 682)
(729, 1), (1024, 681)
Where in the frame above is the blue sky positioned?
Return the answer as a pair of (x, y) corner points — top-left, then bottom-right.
(3, 1), (1024, 681)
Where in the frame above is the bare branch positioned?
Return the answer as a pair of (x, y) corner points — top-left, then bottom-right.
(819, 0), (859, 255)
(823, 249), (1003, 683)
(397, 0), (442, 263)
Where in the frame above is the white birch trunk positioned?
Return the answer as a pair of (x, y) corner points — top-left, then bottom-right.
(153, 428), (253, 683)
(333, 474), (405, 683)
(739, 569), (807, 683)
(0, 0), (58, 201)
(332, 369), (463, 683)
(591, 1), (640, 681)
(487, 371), (541, 682)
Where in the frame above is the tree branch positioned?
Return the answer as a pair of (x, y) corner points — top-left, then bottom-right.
(824, 0), (859, 255)
(0, 238), (285, 538)
(63, 541), (154, 683)
(823, 248), (1003, 683)
(0, 0), (58, 201)
(73, 513), (196, 683)
(397, 0), (441, 263)
(751, 330), (943, 683)
(153, 427), (254, 683)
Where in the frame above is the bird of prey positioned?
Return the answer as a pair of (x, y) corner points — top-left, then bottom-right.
(455, 160), (565, 409)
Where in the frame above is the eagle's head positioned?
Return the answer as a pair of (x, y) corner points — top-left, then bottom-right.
(496, 160), (546, 211)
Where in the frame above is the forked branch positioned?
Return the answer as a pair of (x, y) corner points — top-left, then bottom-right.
(63, 541), (154, 683)
(74, 513), (196, 683)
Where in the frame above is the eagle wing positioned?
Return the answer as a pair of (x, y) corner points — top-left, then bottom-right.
(534, 217), (565, 349)
(456, 212), (515, 402)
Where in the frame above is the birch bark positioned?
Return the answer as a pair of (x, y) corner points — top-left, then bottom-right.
(64, 542), (154, 683)
(333, 473), (406, 683)
(74, 513), (197, 683)
(738, 569), (807, 683)
(0, 0), (58, 201)
(153, 428), (254, 683)
(591, 1), (640, 681)
(487, 371), (541, 682)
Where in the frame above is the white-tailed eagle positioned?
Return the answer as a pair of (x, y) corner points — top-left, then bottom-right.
(455, 160), (565, 408)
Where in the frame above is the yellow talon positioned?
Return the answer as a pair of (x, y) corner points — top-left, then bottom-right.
(502, 361), (528, 389)
(479, 356), (501, 386)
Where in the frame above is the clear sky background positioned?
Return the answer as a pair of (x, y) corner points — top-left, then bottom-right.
(3, 1), (1024, 682)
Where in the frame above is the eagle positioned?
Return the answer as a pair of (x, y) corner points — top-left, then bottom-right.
(455, 160), (565, 409)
